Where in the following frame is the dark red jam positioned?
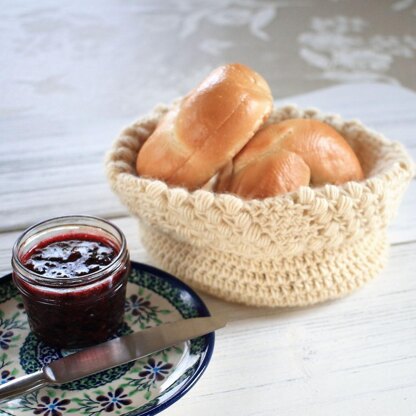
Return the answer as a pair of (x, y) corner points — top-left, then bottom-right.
(23, 237), (117, 279)
(15, 233), (129, 349)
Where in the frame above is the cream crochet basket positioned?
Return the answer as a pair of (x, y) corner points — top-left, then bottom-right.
(106, 104), (414, 307)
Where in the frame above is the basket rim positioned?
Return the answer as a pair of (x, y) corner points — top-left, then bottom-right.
(106, 103), (415, 208)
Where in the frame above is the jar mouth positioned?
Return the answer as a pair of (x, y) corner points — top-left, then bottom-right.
(12, 215), (128, 288)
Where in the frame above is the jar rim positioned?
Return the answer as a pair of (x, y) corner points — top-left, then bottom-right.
(12, 215), (128, 287)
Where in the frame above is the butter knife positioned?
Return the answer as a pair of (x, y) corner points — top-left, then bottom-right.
(0, 316), (226, 403)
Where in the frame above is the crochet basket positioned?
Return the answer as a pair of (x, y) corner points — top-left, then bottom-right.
(106, 104), (414, 307)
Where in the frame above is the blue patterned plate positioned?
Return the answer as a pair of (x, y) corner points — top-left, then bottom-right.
(0, 262), (215, 416)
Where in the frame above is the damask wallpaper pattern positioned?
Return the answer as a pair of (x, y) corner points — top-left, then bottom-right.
(1, 0), (415, 127)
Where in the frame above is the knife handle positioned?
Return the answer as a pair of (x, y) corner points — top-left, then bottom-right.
(0, 370), (50, 403)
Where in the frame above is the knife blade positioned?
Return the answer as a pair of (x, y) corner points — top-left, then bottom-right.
(0, 316), (226, 403)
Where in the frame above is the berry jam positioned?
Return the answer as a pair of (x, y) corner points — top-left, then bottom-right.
(24, 237), (117, 279)
(13, 229), (129, 349)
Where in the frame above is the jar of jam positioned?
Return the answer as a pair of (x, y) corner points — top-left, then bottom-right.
(12, 215), (130, 349)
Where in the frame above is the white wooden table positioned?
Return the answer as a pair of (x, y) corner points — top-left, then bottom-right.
(1, 2), (416, 414)
(1, 82), (415, 416)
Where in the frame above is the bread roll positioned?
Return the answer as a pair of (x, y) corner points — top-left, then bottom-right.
(215, 119), (364, 199)
(136, 63), (273, 189)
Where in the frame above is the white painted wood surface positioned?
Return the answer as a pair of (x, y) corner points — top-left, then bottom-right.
(2, 1), (416, 414)
(0, 82), (415, 416)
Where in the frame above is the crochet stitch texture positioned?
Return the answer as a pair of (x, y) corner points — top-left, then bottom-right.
(106, 104), (414, 307)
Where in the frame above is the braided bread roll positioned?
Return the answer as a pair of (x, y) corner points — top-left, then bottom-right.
(136, 63), (273, 190)
(215, 119), (364, 199)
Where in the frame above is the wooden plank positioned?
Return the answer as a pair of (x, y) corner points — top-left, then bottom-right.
(0, 119), (128, 172)
(388, 179), (416, 245)
(0, 183), (128, 233)
(0, 119), (131, 231)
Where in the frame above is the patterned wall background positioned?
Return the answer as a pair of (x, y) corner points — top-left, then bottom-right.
(1, 0), (415, 131)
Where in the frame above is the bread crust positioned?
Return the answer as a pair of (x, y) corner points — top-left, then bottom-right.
(136, 64), (273, 189)
(215, 119), (364, 198)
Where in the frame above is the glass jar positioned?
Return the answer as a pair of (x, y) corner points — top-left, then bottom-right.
(12, 215), (130, 349)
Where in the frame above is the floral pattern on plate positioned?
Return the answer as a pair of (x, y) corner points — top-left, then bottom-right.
(0, 263), (214, 416)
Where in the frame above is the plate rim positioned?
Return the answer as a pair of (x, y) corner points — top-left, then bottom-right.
(127, 262), (215, 416)
(0, 261), (216, 416)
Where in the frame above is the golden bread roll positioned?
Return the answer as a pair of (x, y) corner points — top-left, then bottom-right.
(215, 119), (364, 199)
(136, 63), (273, 189)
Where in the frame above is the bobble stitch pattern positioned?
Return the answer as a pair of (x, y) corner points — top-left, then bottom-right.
(105, 104), (414, 307)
